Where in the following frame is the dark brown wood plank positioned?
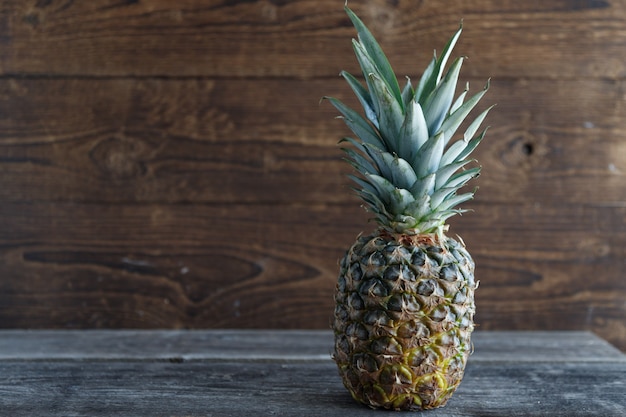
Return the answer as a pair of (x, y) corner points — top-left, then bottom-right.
(453, 202), (626, 352)
(0, 78), (624, 205)
(0, 0), (624, 78)
(0, 360), (624, 416)
(0, 330), (623, 363)
(0, 201), (624, 351)
(0, 0), (623, 382)
(0, 77), (345, 204)
(0, 202), (357, 330)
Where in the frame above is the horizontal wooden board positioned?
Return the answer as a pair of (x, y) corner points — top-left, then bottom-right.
(0, 0), (624, 379)
(0, 0), (624, 78)
(0, 360), (624, 416)
(0, 77), (624, 205)
(0, 330), (623, 363)
(0, 202), (357, 330)
(0, 201), (624, 350)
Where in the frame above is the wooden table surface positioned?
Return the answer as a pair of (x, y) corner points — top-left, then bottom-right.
(0, 330), (624, 416)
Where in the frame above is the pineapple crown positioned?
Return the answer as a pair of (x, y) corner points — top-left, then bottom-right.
(325, 6), (493, 237)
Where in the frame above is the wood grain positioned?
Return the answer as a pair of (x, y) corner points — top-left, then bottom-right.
(2, 360), (625, 416)
(1, 330), (624, 362)
(0, 0), (625, 353)
(0, 201), (624, 349)
(0, 330), (624, 417)
(0, 0), (624, 79)
(0, 77), (624, 205)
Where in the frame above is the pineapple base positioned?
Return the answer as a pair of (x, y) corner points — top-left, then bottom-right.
(332, 230), (477, 411)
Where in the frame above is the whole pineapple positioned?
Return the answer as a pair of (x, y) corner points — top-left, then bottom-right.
(327, 6), (492, 411)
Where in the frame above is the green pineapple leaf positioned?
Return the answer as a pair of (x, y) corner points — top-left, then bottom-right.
(345, 5), (403, 108)
(362, 143), (394, 180)
(464, 104), (494, 142)
(455, 128), (488, 162)
(406, 193), (432, 222)
(341, 145), (378, 176)
(415, 23), (463, 104)
(401, 77), (414, 109)
(437, 191), (475, 212)
(340, 70), (378, 126)
(398, 99), (429, 165)
(389, 156), (418, 190)
(413, 131), (445, 178)
(326, 7), (491, 234)
(434, 160), (472, 189)
(430, 187), (458, 209)
(445, 166), (481, 189)
(351, 39), (382, 115)
(450, 82), (469, 114)
(440, 128), (487, 168)
(436, 23), (463, 84)
(368, 72), (404, 153)
(325, 97), (385, 149)
(439, 79), (490, 146)
(414, 54), (437, 105)
(391, 188), (416, 212)
(422, 56), (464, 134)
(409, 172), (436, 199)
(365, 173), (397, 205)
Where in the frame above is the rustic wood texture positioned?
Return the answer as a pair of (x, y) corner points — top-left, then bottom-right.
(3, 361), (626, 416)
(0, 330), (625, 416)
(0, 0), (625, 351)
(0, 0), (624, 79)
(1, 330), (624, 362)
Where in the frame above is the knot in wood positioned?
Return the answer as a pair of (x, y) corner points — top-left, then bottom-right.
(90, 136), (148, 180)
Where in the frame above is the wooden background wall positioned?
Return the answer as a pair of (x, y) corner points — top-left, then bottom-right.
(0, 0), (625, 351)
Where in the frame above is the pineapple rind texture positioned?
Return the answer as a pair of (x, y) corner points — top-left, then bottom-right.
(332, 231), (476, 411)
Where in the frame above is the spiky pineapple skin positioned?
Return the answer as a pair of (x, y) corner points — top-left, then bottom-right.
(332, 231), (476, 411)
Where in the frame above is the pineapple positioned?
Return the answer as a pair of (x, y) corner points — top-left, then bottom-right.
(326, 6), (492, 411)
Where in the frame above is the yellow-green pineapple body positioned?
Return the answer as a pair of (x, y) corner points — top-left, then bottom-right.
(333, 231), (476, 410)
(326, 6), (491, 411)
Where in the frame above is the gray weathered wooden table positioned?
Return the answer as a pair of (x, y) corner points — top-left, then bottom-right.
(0, 330), (624, 416)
